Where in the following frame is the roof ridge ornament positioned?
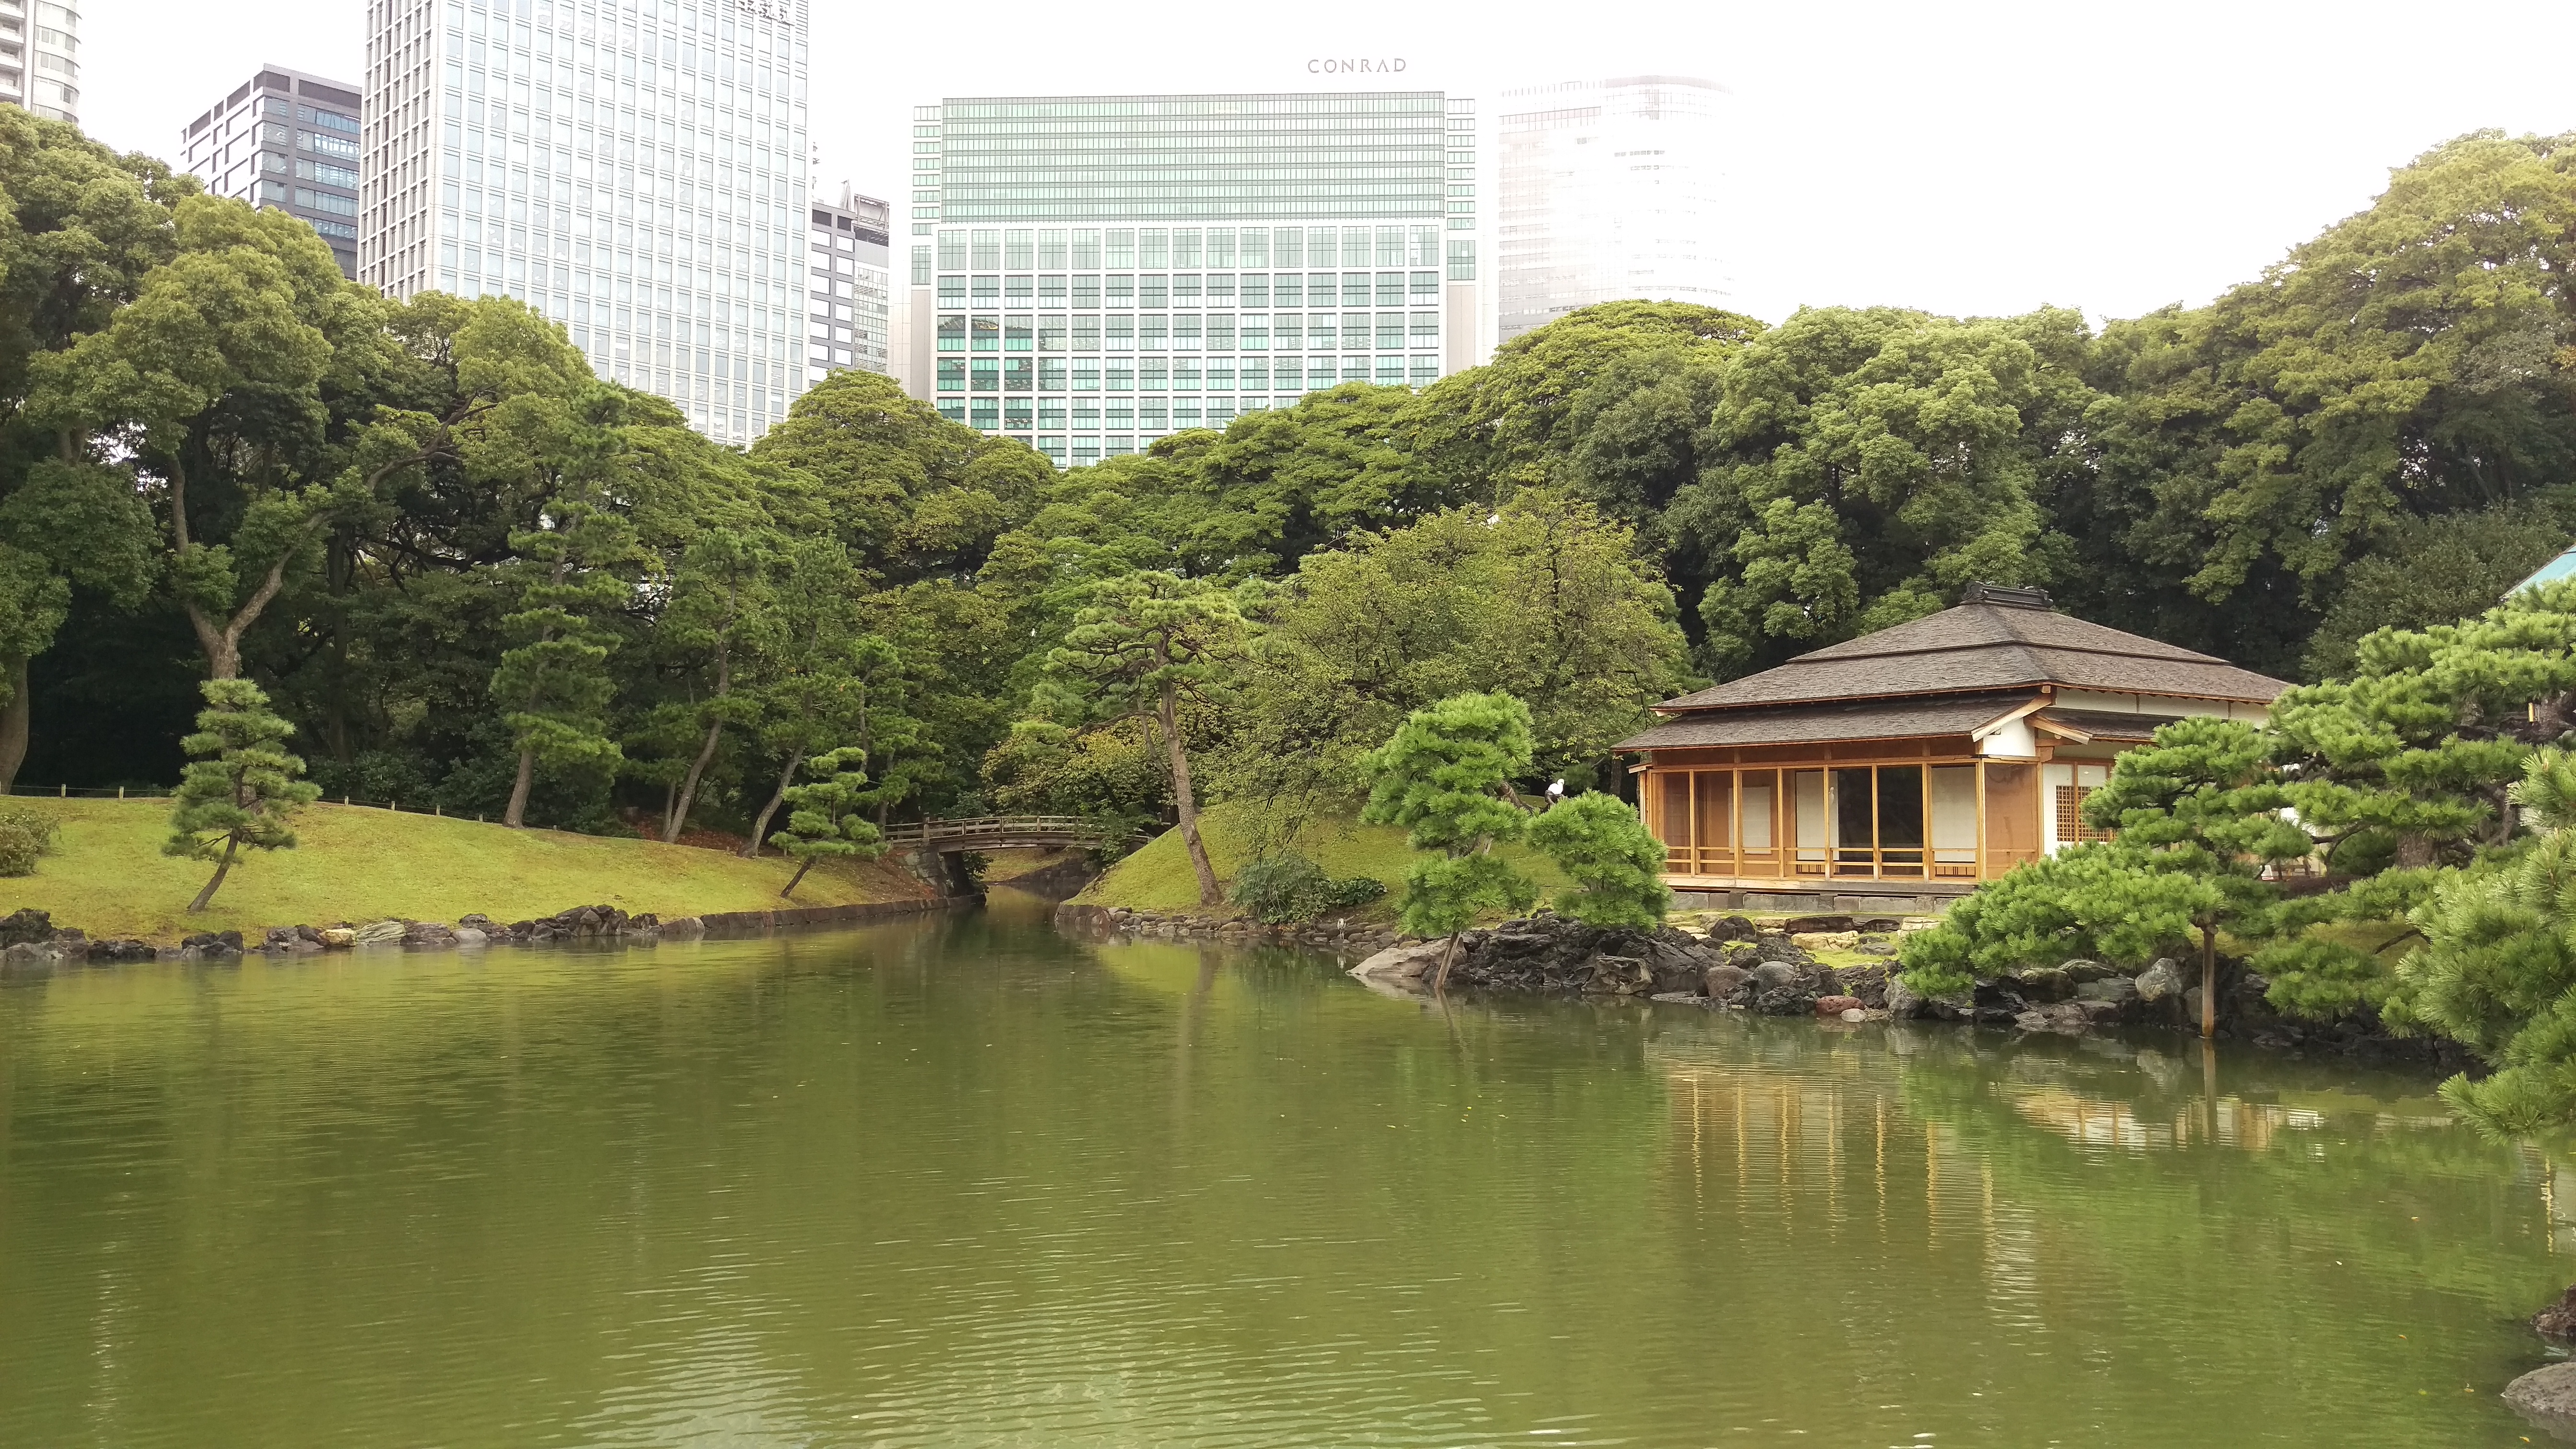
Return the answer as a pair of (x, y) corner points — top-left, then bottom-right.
(1961, 581), (2054, 610)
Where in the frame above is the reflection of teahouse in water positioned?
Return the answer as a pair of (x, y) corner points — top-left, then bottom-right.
(1616, 584), (2288, 912)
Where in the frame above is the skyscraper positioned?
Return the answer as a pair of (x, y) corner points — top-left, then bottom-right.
(180, 67), (366, 279)
(904, 92), (1479, 467)
(1495, 76), (1731, 344)
(2, 0), (79, 124)
(805, 184), (891, 382)
(360, 0), (811, 447)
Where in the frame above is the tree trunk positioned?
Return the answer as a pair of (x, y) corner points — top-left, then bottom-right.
(780, 855), (814, 898)
(665, 718), (724, 842)
(665, 626), (734, 842)
(2199, 921), (2218, 1040)
(0, 652), (29, 795)
(504, 747), (535, 828)
(1161, 681), (1219, 907)
(188, 835), (240, 913)
(1433, 929), (1462, 993)
(742, 750), (803, 857)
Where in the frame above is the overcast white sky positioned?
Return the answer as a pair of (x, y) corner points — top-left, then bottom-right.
(77, 0), (2576, 325)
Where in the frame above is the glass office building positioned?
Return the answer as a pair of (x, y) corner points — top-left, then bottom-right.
(360, 0), (811, 447)
(1496, 76), (1731, 343)
(1, 0), (78, 123)
(806, 184), (891, 381)
(905, 92), (1479, 465)
(182, 67), (366, 279)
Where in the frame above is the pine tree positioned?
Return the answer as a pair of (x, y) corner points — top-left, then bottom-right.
(162, 678), (321, 912)
(1043, 571), (1251, 907)
(494, 498), (642, 828)
(1900, 716), (2309, 1036)
(1526, 790), (1668, 930)
(2392, 748), (2576, 1136)
(1362, 691), (1541, 989)
(770, 747), (888, 897)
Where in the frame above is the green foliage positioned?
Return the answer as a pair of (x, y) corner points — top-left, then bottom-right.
(0, 801), (60, 875)
(769, 745), (888, 897)
(1228, 850), (1387, 924)
(492, 497), (644, 822)
(1899, 717), (2308, 1000)
(1680, 306), (2090, 677)
(1037, 569), (1254, 906)
(1524, 791), (1668, 930)
(2391, 750), (2576, 1136)
(1221, 489), (1692, 820)
(1362, 692), (1541, 939)
(2300, 498), (2576, 681)
(161, 678), (320, 909)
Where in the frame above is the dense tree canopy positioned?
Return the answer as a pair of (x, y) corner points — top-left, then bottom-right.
(12, 107), (2576, 968)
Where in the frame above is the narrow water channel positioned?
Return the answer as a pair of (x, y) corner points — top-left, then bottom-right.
(0, 891), (2567, 1446)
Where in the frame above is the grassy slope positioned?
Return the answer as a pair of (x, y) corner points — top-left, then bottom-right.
(1073, 803), (1568, 917)
(0, 799), (930, 941)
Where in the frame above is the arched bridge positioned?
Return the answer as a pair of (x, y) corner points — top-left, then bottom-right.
(878, 816), (1138, 853)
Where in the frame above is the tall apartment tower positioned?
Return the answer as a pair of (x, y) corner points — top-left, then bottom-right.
(1495, 76), (1731, 344)
(180, 68), (366, 279)
(1, 0), (79, 123)
(904, 92), (1479, 467)
(360, 0), (812, 447)
(805, 184), (891, 381)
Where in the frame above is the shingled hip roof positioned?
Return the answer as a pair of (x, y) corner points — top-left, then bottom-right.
(1651, 598), (2289, 715)
(1616, 692), (2039, 751)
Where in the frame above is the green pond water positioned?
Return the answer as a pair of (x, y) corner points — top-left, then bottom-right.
(3, 892), (2574, 1447)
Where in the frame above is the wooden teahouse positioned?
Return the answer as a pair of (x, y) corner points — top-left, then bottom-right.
(1616, 584), (2289, 912)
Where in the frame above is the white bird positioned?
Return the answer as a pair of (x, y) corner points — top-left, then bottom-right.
(1545, 778), (1566, 802)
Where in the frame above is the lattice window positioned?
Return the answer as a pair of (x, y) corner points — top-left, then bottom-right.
(2055, 785), (2112, 845)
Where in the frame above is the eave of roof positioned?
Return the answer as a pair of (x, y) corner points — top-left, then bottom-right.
(1616, 691), (2040, 752)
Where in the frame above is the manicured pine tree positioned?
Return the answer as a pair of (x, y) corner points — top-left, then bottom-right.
(1362, 691), (1542, 990)
(770, 747), (887, 898)
(163, 678), (321, 912)
(2393, 748), (2576, 1136)
(1526, 790), (1669, 930)
(1899, 716), (2310, 1037)
(494, 499), (642, 828)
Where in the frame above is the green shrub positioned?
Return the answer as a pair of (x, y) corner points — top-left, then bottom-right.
(0, 805), (61, 877)
(1230, 851), (1386, 923)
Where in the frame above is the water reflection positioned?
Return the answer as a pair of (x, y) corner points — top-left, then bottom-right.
(0, 912), (2566, 1447)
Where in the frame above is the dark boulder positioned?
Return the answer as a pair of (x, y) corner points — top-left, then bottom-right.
(0, 908), (54, 946)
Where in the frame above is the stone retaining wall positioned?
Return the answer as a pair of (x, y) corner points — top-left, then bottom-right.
(1055, 902), (1399, 955)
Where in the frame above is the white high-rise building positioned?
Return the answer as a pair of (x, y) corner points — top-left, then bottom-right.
(2, 0), (80, 124)
(904, 92), (1480, 467)
(805, 184), (891, 381)
(361, 0), (811, 447)
(1495, 76), (1731, 344)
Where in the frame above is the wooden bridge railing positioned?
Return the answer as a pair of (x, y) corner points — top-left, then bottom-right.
(877, 816), (1134, 850)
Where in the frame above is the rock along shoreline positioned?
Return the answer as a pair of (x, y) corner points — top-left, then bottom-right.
(0, 896), (978, 967)
(1058, 902), (2473, 1065)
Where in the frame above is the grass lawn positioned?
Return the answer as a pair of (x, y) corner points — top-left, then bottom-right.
(1072, 803), (1569, 918)
(0, 798), (931, 942)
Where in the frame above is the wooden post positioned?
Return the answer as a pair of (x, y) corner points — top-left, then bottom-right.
(1688, 769), (1701, 875)
(1731, 768), (1743, 881)
(1974, 759), (1989, 880)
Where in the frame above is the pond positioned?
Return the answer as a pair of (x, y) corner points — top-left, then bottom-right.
(1, 892), (2570, 1447)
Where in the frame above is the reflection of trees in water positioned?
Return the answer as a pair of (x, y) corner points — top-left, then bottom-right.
(1656, 1021), (2568, 1302)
